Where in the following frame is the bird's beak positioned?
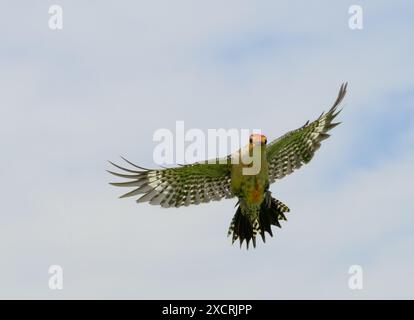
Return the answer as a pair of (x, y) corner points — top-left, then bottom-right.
(253, 140), (262, 146)
(250, 134), (267, 146)
(255, 136), (267, 146)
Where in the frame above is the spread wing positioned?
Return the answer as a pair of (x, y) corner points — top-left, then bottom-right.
(108, 157), (234, 208)
(266, 83), (347, 183)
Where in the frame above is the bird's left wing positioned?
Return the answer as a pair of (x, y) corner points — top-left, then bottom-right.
(266, 83), (347, 183)
(108, 157), (234, 208)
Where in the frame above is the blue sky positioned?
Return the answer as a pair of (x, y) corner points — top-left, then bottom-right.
(0, 0), (413, 299)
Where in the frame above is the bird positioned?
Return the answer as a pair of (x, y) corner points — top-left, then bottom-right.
(108, 83), (347, 249)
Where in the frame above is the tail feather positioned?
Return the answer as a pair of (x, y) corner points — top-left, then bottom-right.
(227, 206), (255, 249)
(227, 195), (290, 249)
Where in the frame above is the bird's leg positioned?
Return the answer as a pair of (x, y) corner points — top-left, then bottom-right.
(264, 190), (272, 208)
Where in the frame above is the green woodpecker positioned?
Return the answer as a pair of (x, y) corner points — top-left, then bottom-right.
(108, 83), (347, 249)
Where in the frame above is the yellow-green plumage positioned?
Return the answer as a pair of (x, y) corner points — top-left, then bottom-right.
(108, 83), (348, 249)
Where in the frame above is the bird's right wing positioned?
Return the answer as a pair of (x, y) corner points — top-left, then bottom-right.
(266, 83), (347, 183)
(108, 157), (234, 208)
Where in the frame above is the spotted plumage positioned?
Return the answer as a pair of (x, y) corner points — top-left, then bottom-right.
(108, 83), (347, 249)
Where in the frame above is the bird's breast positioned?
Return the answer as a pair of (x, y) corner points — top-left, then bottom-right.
(246, 178), (265, 204)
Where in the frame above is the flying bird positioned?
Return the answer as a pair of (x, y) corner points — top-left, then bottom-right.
(108, 83), (347, 249)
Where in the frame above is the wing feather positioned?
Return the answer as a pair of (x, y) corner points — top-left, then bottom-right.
(108, 157), (234, 208)
(266, 83), (347, 183)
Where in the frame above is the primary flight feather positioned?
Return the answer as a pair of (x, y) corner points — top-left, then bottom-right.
(108, 83), (347, 249)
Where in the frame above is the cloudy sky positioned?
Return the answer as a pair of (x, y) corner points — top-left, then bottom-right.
(0, 0), (413, 299)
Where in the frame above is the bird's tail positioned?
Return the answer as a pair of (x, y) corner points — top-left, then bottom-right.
(227, 192), (290, 249)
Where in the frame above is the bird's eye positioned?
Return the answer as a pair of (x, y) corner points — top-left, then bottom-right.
(264, 138), (267, 144)
(249, 137), (253, 144)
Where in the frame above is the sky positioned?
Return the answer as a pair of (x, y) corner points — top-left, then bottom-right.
(0, 0), (413, 299)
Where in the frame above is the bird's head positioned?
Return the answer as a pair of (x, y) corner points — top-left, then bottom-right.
(249, 133), (267, 147)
